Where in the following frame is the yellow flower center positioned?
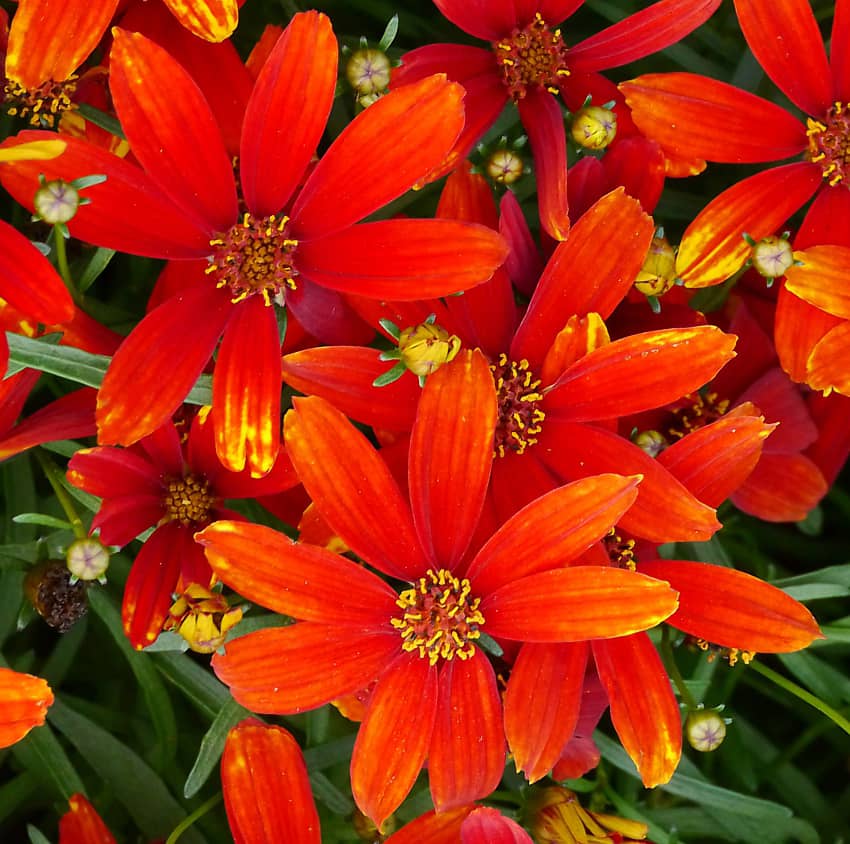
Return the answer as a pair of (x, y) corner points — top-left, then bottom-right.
(806, 102), (850, 187)
(162, 474), (216, 526)
(494, 13), (570, 101)
(207, 212), (299, 304)
(667, 391), (729, 440)
(4, 76), (78, 127)
(490, 354), (546, 457)
(391, 568), (485, 665)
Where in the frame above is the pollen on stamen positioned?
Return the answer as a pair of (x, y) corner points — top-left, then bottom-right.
(391, 568), (484, 666)
(4, 76), (78, 127)
(691, 637), (755, 667)
(667, 391), (729, 440)
(806, 102), (850, 187)
(206, 212), (299, 305)
(490, 354), (546, 458)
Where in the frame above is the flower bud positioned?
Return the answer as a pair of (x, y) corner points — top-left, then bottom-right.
(398, 321), (462, 378)
(570, 105), (617, 150)
(24, 560), (88, 633)
(635, 236), (677, 296)
(485, 148), (524, 184)
(686, 707), (728, 752)
(33, 179), (80, 224)
(346, 48), (391, 99)
(164, 584), (242, 654)
(750, 235), (794, 279)
(633, 429), (668, 458)
(66, 537), (110, 582)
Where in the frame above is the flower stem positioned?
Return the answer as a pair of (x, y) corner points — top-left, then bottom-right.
(34, 449), (87, 540)
(165, 793), (223, 844)
(51, 226), (78, 303)
(660, 627), (699, 711)
(748, 659), (850, 736)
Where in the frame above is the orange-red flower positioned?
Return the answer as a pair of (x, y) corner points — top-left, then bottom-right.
(67, 410), (297, 648)
(620, 0), (847, 288)
(0, 667), (53, 747)
(58, 794), (116, 844)
(198, 351), (678, 829)
(0, 12), (507, 476)
(384, 804), (533, 844)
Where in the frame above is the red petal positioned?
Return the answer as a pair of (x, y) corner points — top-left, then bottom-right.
(91, 496), (165, 547)
(97, 288), (232, 447)
(480, 567), (678, 641)
(734, 0), (832, 117)
(429, 650), (505, 812)
(785, 244), (850, 319)
(409, 351), (495, 567)
(461, 808), (534, 844)
(592, 634), (681, 788)
(467, 474), (640, 595)
(775, 285), (842, 384)
(0, 132), (212, 258)
(545, 327), (737, 419)
(281, 347), (420, 431)
(352, 654), (438, 832)
(676, 164), (821, 287)
(110, 28), (237, 232)
(296, 218), (507, 299)
(620, 73), (806, 163)
(383, 807), (475, 844)
(602, 136), (666, 214)
(511, 189), (653, 368)
(283, 396), (428, 579)
(570, 0), (721, 71)
(639, 560), (824, 651)
(67, 446), (161, 498)
(518, 88), (570, 241)
(0, 668), (53, 749)
(197, 520), (397, 624)
(504, 641), (587, 782)
(241, 12), (337, 216)
(833, 0), (850, 102)
(160, 0), (238, 42)
(499, 189), (544, 297)
(59, 794), (116, 844)
(221, 720), (320, 844)
(806, 321), (850, 396)
(292, 75), (465, 238)
(431, 0), (517, 40)
(213, 625), (400, 713)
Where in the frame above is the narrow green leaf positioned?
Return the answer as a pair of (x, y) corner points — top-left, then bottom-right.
(153, 652), (231, 720)
(48, 698), (205, 843)
(0, 771), (40, 826)
(77, 247), (117, 293)
(26, 825), (51, 844)
(184, 698), (252, 799)
(77, 103), (126, 139)
(11, 722), (86, 800)
(309, 770), (354, 815)
(782, 583), (850, 602)
(303, 735), (355, 770)
(778, 651), (850, 707)
(12, 513), (73, 530)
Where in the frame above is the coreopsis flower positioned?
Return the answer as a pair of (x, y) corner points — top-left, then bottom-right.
(0, 667), (53, 747)
(221, 720), (321, 844)
(384, 805), (533, 843)
(58, 794), (116, 844)
(3, 0), (119, 127)
(198, 351), (679, 829)
(620, 0), (850, 288)
(67, 410), (297, 648)
(0, 13), (508, 476)
(393, 0), (721, 239)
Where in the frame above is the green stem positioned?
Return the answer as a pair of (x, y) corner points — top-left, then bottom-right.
(52, 227), (77, 302)
(659, 627), (699, 710)
(34, 449), (87, 540)
(165, 792), (223, 844)
(748, 659), (850, 736)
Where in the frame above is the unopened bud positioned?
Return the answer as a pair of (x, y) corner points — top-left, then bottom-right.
(635, 236), (677, 296)
(164, 584), (242, 654)
(750, 235), (794, 279)
(66, 537), (110, 582)
(633, 429), (668, 458)
(33, 179), (80, 224)
(398, 321), (462, 378)
(570, 105), (617, 150)
(485, 149), (524, 184)
(24, 560), (88, 632)
(686, 707), (728, 752)
(346, 48), (391, 98)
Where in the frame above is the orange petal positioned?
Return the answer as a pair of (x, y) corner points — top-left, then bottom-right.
(480, 567), (678, 641)
(58, 794), (116, 844)
(212, 625), (400, 714)
(409, 351), (495, 568)
(545, 326), (737, 419)
(639, 560), (824, 651)
(6, 0), (119, 88)
(352, 654), (438, 832)
(676, 164), (821, 287)
(539, 313), (611, 387)
(213, 297), (280, 476)
(160, 0), (238, 42)
(0, 667), (53, 748)
(429, 650), (505, 812)
(592, 634), (681, 788)
(197, 520), (398, 625)
(806, 321), (850, 395)
(460, 807), (534, 843)
(785, 245), (850, 319)
(504, 641), (588, 783)
(775, 285), (842, 384)
(467, 474), (640, 595)
(383, 806), (475, 844)
(221, 720), (320, 844)
(283, 396), (428, 579)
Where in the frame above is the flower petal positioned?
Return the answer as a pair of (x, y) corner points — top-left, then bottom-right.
(221, 720), (320, 844)
(833, 0), (850, 102)
(213, 625), (400, 713)
(110, 28), (237, 232)
(409, 351), (495, 568)
(639, 560), (823, 651)
(461, 808), (534, 844)
(292, 75), (465, 238)
(431, 0), (518, 41)
(467, 474), (640, 595)
(97, 287), (232, 447)
(806, 321), (850, 396)
(197, 520), (398, 624)
(775, 286), (842, 384)
(676, 164), (821, 287)
(296, 219), (508, 299)
(67, 447), (161, 498)
(59, 794), (116, 844)
(504, 641), (588, 783)
(283, 396), (428, 579)
(785, 245), (850, 319)
(352, 654), (438, 832)
(384, 807), (475, 844)
(592, 634), (681, 788)
(734, 0), (832, 117)
(241, 11), (337, 216)
(480, 567), (678, 641)
(160, 0), (238, 42)
(0, 668), (53, 748)
(429, 650), (505, 812)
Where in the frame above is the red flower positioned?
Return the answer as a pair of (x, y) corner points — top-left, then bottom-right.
(0, 667), (53, 748)
(67, 410), (297, 648)
(198, 351), (678, 829)
(58, 794), (116, 844)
